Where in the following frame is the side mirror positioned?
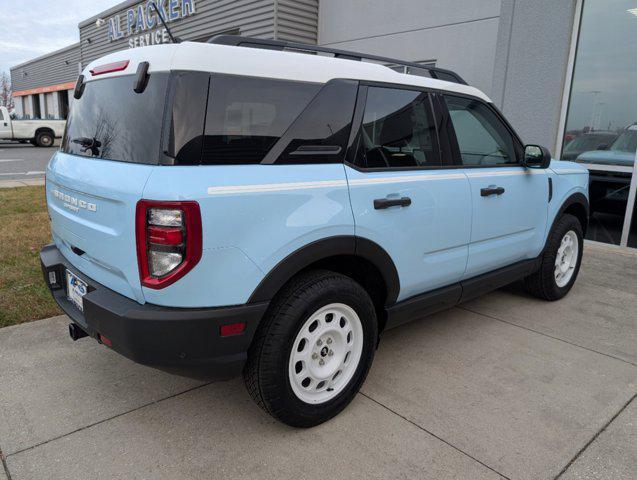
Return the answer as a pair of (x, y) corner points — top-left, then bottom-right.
(596, 143), (608, 150)
(523, 144), (551, 169)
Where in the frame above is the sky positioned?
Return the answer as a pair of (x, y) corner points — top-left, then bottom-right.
(0, 0), (118, 75)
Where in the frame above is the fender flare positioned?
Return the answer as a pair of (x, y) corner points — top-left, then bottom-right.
(248, 236), (400, 305)
(551, 192), (589, 235)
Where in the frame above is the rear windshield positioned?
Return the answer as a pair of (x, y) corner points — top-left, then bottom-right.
(62, 73), (169, 165)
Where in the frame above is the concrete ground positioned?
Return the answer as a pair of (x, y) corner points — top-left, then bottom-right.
(0, 142), (58, 182)
(0, 242), (635, 480)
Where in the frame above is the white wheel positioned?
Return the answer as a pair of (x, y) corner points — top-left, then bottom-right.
(245, 270), (377, 427)
(288, 303), (364, 404)
(554, 230), (579, 287)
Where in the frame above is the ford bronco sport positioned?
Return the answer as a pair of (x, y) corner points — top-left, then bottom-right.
(41, 36), (589, 427)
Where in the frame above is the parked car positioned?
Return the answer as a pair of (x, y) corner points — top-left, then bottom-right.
(561, 131), (617, 160)
(576, 124), (637, 167)
(40, 37), (589, 427)
(575, 124), (637, 216)
(0, 106), (65, 146)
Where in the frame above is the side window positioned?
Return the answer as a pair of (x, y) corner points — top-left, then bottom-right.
(202, 76), (321, 165)
(166, 72), (209, 165)
(443, 95), (518, 166)
(0, 109), (4, 121)
(355, 86), (440, 169)
(268, 79), (358, 164)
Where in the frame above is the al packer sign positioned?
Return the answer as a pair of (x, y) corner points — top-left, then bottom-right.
(106, 0), (197, 48)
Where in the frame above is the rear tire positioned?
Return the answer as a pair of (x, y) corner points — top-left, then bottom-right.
(524, 214), (583, 301)
(244, 270), (377, 427)
(35, 131), (54, 147)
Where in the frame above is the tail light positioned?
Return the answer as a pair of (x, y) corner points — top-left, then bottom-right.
(136, 200), (202, 289)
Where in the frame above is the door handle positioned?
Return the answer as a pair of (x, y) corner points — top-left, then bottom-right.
(374, 197), (412, 210)
(480, 186), (505, 197)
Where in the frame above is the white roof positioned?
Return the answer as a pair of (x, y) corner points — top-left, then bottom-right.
(83, 41), (491, 102)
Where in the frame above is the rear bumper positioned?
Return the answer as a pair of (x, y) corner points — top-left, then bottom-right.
(40, 244), (268, 380)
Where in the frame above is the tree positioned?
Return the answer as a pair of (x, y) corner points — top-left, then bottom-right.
(0, 71), (14, 111)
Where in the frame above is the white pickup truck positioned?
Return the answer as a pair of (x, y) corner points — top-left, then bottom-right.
(0, 106), (66, 147)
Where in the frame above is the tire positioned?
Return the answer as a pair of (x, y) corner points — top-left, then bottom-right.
(34, 131), (54, 147)
(524, 213), (583, 301)
(244, 270), (377, 427)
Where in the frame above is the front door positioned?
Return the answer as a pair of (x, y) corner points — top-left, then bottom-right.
(442, 94), (549, 277)
(345, 85), (472, 301)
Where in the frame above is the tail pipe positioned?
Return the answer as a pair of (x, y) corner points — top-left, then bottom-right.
(69, 323), (88, 341)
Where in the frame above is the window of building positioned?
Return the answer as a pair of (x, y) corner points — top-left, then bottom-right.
(444, 95), (518, 166)
(559, 0), (637, 247)
(355, 86), (440, 168)
(33, 94), (41, 119)
(202, 75), (321, 165)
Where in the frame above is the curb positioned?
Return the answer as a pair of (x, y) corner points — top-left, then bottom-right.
(0, 178), (45, 189)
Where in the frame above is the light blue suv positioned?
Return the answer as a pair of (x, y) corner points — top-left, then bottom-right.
(40, 36), (589, 427)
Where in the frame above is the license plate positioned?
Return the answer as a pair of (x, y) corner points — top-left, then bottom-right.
(66, 270), (87, 312)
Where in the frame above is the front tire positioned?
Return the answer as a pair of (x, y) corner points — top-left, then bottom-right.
(244, 270), (377, 427)
(525, 213), (583, 300)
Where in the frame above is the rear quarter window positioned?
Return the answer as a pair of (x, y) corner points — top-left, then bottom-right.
(201, 75), (321, 165)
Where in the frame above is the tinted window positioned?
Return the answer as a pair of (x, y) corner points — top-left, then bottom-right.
(0, 109), (4, 121)
(62, 73), (169, 164)
(265, 79), (358, 164)
(165, 72), (209, 165)
(202, 75), (321, 165)
(444, 95), (518, 166)
(355, 87), (440, 168)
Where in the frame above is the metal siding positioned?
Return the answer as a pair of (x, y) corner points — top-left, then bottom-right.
(276, 0), (318, 43)
(10, 44), (80, 92)
(10, 0), (320, 92)
(79, 0), (278, 67)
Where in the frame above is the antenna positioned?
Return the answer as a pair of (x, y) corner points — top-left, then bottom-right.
(149, 2), (180, 43)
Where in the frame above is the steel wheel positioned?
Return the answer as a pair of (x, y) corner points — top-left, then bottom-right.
(288, 303), (363, 404)
(554, 230), (579, 287)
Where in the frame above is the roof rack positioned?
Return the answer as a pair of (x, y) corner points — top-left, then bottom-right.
(208, 35), (468, 85)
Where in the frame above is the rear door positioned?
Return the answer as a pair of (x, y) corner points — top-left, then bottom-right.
(441, 94), (548, 277)
(345, 85), (471, 301)
(46, 70), (171, 303)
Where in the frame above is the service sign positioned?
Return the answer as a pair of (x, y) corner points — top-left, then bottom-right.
(106, 0), (197, 48)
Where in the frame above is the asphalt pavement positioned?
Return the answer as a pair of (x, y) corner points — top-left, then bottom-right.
(0, 142), (58, 181)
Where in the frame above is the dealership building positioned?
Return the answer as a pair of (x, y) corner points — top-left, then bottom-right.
(10, 0), (637, 248)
